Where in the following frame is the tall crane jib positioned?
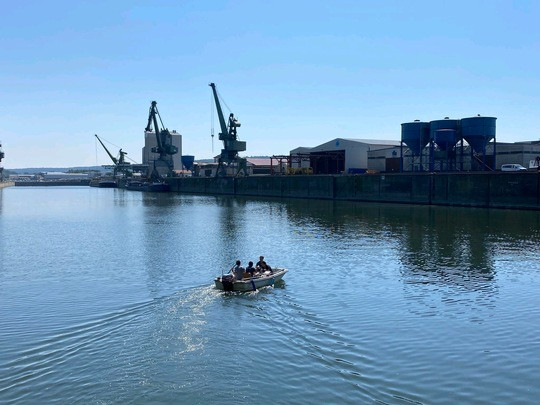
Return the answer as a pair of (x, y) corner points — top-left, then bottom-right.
(145, 101), (178, 180)
(209, 83), (247, 177)
(95, 134), (130, 177)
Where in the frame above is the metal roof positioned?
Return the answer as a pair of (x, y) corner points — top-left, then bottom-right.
(246, 158), (272, 166)
(340, 138), (401, 146)
(292, 138), (400, 152)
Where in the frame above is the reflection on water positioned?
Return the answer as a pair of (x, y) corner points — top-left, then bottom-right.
(283, 197), (539, 276)
(1, 188), (539, 404)
(215, 196), (248, 264)
(279, 198), (540, 324)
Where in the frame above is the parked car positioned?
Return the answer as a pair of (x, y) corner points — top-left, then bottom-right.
(500, 164), (527, 172)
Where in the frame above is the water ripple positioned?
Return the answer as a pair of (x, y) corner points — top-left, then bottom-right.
(1, 190), (540, 404)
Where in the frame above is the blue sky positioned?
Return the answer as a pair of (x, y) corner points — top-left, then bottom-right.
(1, 0), (539, 168)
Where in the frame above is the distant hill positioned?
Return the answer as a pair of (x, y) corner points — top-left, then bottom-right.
(7, 166), (107, 174)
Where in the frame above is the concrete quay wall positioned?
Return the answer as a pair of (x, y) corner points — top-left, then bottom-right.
(0, 181), (14, 189)
(168, 172), (540, 210)
(14, 180), (91, 187)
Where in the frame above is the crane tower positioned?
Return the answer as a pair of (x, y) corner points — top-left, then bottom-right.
(145, 101), (178, 180)
(209, 83), (247, 177)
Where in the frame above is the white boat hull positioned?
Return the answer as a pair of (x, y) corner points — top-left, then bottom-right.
(215, 268), (288, 292)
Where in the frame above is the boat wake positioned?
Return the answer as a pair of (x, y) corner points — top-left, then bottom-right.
(0, 286), (219, 403)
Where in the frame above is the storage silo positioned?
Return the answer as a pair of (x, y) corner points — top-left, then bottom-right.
(461, 116), (496, 153)
(430, 118), (460, 151)
(461, 116), (496, 170)
(181, 155), (195, 171)
(401, 121), (430, 155)
(400, 120), (431, 172)
(428, 118), (461, 171)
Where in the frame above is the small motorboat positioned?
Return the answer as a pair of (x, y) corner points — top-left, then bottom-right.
(215, 268), (288, 292)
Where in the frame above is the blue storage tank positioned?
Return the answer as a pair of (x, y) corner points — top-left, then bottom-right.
(430, 118), (460, 151)
(181, 155), (195, 170)
(401, 121), (430, 155)
(434, 129), (457, 151)
(461, 116), (496, 153)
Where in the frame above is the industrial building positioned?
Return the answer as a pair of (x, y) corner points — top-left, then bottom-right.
(369, 140), (540, 172)
(383, 116), (540, 172)
(494, 141), (540, 169)
(142, 130), (182, 171)
(289, 139), (400, 174)
(195, 157), (274, 177)
(398, 116), (497, 172)
(287, 117), (540, 174)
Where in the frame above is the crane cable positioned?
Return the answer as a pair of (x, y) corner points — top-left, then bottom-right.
(215, 87), (232, 114)
(155, 106), (166, 131)
(97, 135), (140, 164)
(95, 136), (98, 165)
(215, 87), (242, 141)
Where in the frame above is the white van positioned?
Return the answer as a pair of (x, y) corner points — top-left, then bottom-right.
(501, 164), (527, 172)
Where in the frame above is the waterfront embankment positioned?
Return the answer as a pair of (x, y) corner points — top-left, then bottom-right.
(0, 181), (14, 189)
(168, 172), (540, 210)
(14, 180), (91, 187)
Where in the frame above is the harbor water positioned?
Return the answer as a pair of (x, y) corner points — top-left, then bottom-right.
(1, 187), (539, 404)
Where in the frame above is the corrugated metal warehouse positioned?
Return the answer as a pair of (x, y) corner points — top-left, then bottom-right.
(290, 138), (400, 174)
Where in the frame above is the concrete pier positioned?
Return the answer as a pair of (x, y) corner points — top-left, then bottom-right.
(14, 180), (91, 187)
(0, 181), (14, 189)
(168, 172), (540, 210)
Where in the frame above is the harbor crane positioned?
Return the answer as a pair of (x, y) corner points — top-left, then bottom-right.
(94, 134), (130, 177)
(145, 101), (178, 180)
(209, 83), (247, 177)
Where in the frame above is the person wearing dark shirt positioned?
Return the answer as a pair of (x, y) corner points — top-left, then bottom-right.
(246, 261), (256, 277)
(256, 256), (272, 273)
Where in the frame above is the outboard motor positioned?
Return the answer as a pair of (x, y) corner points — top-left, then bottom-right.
(221, 275), (235, 292)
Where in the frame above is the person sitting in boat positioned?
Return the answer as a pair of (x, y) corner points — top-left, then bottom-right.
(256, 256), (272, 273)
(231, 260), (245, 281)
(246, 261), (256, 277)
